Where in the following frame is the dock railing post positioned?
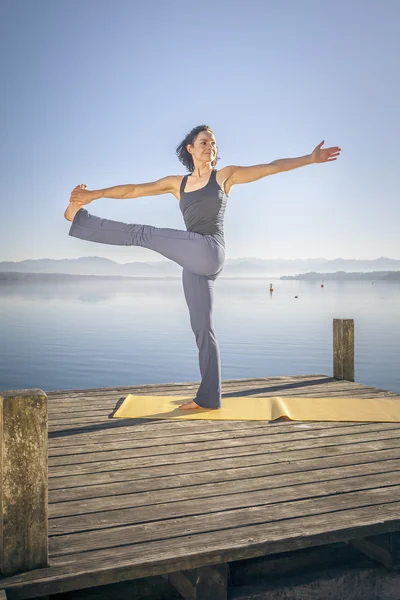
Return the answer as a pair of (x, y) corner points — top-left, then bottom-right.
(0, 389), (48, 576)
(333, 319), (355, 382)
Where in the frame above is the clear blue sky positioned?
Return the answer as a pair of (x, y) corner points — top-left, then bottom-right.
(1, 0), (399, 263)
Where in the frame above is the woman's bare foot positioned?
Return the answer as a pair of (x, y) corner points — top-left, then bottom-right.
(179, 400), (204, 410)
(65, 184), (91, 221)
(64, 202), (84, 222)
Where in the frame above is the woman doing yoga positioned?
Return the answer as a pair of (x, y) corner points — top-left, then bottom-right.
(64, 125), (341, 410)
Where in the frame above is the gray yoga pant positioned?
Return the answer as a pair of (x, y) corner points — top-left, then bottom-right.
(69, 209), (225, 408)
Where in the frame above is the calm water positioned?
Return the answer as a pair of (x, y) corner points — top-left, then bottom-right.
(0, 278), (399, 393)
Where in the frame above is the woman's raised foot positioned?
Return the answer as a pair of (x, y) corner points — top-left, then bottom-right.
(64, 202), (84, 222)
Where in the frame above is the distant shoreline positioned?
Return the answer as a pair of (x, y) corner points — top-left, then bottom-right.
(281, 271), (400, 281)
(1, 271), (399, 282)
(0, 272), (279, 282)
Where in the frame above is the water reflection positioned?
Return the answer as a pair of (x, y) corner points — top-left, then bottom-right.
(0, 278), (399, 393)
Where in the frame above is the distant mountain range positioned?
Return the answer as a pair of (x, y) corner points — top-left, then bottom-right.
(0, 256), (400, 278)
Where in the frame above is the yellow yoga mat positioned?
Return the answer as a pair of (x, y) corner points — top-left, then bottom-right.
(113, 394), (400, 422)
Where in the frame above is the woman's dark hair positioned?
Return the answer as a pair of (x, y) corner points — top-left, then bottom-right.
(176, 125), (220, 172)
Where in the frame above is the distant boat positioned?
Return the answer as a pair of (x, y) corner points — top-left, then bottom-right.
(295, 295), (299, 299)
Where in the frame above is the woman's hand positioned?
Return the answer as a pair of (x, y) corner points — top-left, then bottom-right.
(69, 184), (99, 205)
(311, 141), (341, 164)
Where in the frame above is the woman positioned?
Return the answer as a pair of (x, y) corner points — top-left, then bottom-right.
(65, 125), (341, 410)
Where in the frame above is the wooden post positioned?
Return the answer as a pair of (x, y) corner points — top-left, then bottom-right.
(169, 564), (228, 600)
(333, 319), (355, 382)
(0, 389), (48, 576)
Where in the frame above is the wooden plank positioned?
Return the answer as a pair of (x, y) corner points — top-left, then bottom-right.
(48, 421), (375, 451)
(47, 421), (398, 453)
(47, 423), (400, 459)
(48, 448), (400, 502)
(3, 501), (400, 599)
(48, 497), (400, 565)
(49, 474), (400, 538)
(48, 458), (400, 518)
(47, 428), (400, 477)
(48, 437), (400, 490)
(47, 421), (369, 446)
(0, 389), (48, 576)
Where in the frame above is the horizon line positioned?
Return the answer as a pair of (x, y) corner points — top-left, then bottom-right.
(1, 255), (400, 264)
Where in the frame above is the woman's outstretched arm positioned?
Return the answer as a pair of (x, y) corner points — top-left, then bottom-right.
(69, 175), (181, 205)
(223, 140), (341, 189)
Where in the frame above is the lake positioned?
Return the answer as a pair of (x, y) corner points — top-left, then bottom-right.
(0, 278), (399, 394)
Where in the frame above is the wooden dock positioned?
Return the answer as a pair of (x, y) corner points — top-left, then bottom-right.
(2, 320), (400, 599)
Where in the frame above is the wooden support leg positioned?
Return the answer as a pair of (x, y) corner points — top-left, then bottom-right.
(0, 590), (8, 599)
(351, 532), (400, 569)
(169, 564), (228, 600)
(0, 389), (48, 576)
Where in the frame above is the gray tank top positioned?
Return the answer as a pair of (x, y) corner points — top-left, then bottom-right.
(179, 169), (228, 245)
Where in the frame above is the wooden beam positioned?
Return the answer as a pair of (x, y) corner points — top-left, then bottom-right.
(333, 319), (355, 381)
(0, 590), (7, 599)
(0, 389), (48, 576)
(169, 564), (228, 600)
(351, 532), (400, 569)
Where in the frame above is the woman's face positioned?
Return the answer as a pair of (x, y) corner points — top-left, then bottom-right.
(187, 130), (217, 164)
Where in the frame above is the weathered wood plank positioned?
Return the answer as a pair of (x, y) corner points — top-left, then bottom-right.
(0, 389), (48, 576)
(47, 420), (398, 454)
(47, 423), (400, 460)
(47, 421), (369, 445)
(48, 436), (400, 490)
(47, 428), (400, 477)
(49, 475), (400, 538)
(48, 458), (400, 518)
(48, 448), (400, 502)
(48, 497), (400, 565)
(3, 501), (400, 600)
(48, 421), (378, 452)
